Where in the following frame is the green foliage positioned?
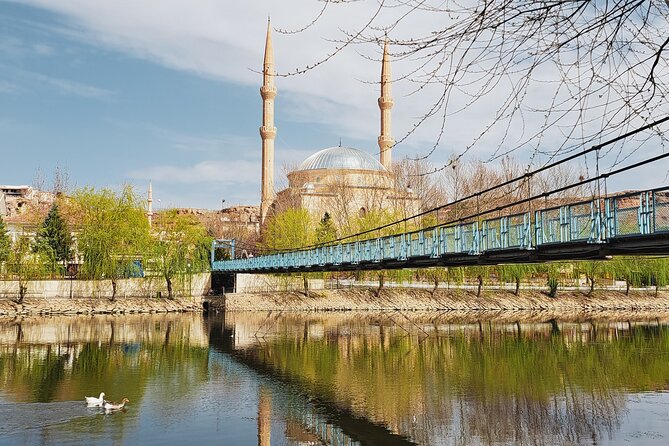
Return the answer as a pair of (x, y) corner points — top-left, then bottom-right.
(447, 266), (465, 286)
(351, 208), (405, 239)
(71, 186), (150, 297)
(422, 267), (449, 292)
(152, 209), (212, 298)
(499, 264), (535, 295)
(7, 236), (48, 302)
(263, 208), (315, 251)
(0, 214), (10, 263)
(547, 275), (559, 298)
(316, 212), (337, 243)
(33, 203), (73, 273)
(574, 261), (608, 294)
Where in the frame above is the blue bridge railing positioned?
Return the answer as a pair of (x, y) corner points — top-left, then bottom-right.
(212, 187), (669, 272)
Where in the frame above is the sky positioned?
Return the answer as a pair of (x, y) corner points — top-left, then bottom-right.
(1, 1), (668, 210)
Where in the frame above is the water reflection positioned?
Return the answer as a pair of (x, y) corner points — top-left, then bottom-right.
(0, 312), (668, 445)
(216, 311), (669, 445)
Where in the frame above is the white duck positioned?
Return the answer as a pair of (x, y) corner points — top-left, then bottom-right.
(84, 392), (106, 407)
(103, 398), (129, 411)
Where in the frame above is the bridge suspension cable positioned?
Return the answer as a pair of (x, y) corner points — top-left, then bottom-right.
(269, 115), (669, 253)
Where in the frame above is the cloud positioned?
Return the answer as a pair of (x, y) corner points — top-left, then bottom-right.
(2, 65), (115, 100)
(11, 1), (430, 146)
(32, 43), (54, 55)
(0, 80), (21, 93)
(12, 0), (667, 185)
(24, 70), (114, 99)
(128, 159), (259, 185)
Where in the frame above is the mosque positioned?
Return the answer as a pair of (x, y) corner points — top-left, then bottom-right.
(258, 21), (420, 226)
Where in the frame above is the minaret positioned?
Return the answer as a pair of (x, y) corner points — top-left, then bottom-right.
(257, 387), (271, 446)
(378, 36), (395, 170)
(147, 181), (154, 228)
(260, 19), (277, 223)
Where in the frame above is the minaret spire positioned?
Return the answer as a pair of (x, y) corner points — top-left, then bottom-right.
(378, 36), (394, 170)
(260, 18), (277, 223)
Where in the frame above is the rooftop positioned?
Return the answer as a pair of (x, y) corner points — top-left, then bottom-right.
(297, 146), (386, 172)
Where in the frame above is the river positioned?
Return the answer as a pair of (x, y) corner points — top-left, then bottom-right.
(1, 311), (668, 445)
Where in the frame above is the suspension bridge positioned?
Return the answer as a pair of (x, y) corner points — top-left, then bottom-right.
(211, 118), (669, 275)
(211, 186), (669, 274)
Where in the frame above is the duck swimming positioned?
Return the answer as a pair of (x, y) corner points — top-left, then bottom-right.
(84, 392), (106, 407)
(103, 398), (129, 411)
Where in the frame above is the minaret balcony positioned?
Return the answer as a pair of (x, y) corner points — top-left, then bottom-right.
(260, 85), (277, 99)
(378, 135), (395, 146)
(260, 126), (277, 138)
(378, 97), (394, 109)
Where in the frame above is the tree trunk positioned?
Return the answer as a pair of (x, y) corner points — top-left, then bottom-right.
(514, 278), (520, 296)
(432, 279), (439, 297)
(476, 274), (483, 297)
(303, 276), (310, 298)
(16, 282), (27, 304)
(588, 275), (595, 295)
(164, 321), (172, 347)
(625, 279), (630, 295)
(110, 279), (117, 301)
(549, 318), (560, 335)
(15, 323), (23, 345)
(375, 274), (385, 297)
(166, 277), (173, 299)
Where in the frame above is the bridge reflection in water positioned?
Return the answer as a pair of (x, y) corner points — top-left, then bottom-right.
(213, 187), (669, 273)
(1, 314), (668, 444)
(208, 315), (415, 446)
(208, 311), (669, 445)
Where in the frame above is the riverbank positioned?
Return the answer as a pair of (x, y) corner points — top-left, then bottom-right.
(4, 287), (669, 318)
(0, 296), (203, 317)
(216, 288), (669, 314)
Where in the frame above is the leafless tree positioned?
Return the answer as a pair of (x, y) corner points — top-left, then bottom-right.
(280, 1), (669, 174)
(392, 158), (445, 210)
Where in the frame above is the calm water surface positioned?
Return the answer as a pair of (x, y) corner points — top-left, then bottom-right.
(1, 311), (669, 445)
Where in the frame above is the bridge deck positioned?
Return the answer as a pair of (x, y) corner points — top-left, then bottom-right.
(213, 187), (669, 274)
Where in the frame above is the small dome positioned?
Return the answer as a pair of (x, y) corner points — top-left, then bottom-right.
(297, 146), (386, 172)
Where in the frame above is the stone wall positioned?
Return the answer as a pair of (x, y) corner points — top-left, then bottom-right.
(0, 297), (203, 317)
(0, 273), (210, 299)
(235, 273), (324, 293)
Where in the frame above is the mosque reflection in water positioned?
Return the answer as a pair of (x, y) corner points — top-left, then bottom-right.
(1, 312), (669, 445)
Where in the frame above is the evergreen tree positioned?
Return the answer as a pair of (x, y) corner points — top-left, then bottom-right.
(0, 214), (10, 263)
(316, 212), (337, 243)
(34, 203), (72, 266)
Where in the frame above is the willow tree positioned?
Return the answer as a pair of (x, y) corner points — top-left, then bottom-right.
(262, 208), (315, 252)
(499, 263), (535, 296)
(7, 236), (46, 303)
(152, 209), (212, 299)
(71, 186), (150, 300)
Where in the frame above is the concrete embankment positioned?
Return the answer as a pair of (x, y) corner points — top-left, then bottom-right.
(4, 287), (669, 318)
(0, 297), (203, 317)
(213, 288), (669, 314)
(0, 273), (210, 300)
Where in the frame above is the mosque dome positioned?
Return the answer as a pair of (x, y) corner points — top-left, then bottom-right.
(297, 146), (386, 172)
